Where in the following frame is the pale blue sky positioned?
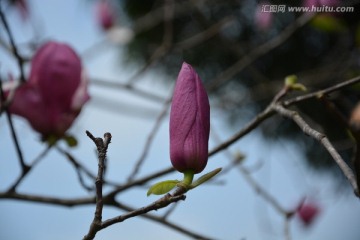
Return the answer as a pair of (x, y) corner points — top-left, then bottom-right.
(1, 1), (360, 239)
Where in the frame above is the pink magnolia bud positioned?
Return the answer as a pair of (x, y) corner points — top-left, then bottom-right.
(255, 2), (273, 31)
(8, 41), (89, 138)
(169, 62), (210, 174)
(296, 202), (320, 226)
(96, 0), (115, 30)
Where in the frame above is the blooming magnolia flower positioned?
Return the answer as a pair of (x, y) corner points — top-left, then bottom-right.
(6, 41), (89, 138)
(96, 0), (115, 30)
(296, 202), (320, 226)
(169, 62), (210, 174)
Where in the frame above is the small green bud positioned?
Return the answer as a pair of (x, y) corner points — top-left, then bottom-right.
(285, 75), (306, 92)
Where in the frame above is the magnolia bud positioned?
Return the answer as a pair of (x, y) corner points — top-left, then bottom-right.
(96, 0), (115, 30)
(30, 41), (83, 111)
(8, 41), (89, 138)
(169, 62), (210, 174)
(255, 1), (273, 31)
(296, 202), (320, 226)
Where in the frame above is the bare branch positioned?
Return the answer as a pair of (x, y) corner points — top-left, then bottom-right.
(83, 131), (112, 240)
(0, 79), (29, 192)
(91, 78), (167, 103)
(101, 194), (185, 229)
(284, 75), (360, 106)
(111, 200), (214, 240)
(0, 5), (26, 82)
(209, 105), (275, 157)
(0, 191), (94, 206)
(272, 104), (359, 196)
(57, 146), (96, 192)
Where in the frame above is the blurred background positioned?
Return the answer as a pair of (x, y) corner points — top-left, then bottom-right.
(1, 0), (360, 239)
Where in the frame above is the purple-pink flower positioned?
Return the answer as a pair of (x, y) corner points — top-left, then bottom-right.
(296, 202), (321, 226)
(169, 62), (210, 174)
(255, 1), (273, 31)
(96, 0), (115, 31)
(5, 41), (89, 138)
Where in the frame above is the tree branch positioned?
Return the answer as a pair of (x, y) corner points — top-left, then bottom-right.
(83, 131), (112, 240)
(272, 104), (359, 196)
(0, 5), (26, 82)
(284, 75), (360, 106)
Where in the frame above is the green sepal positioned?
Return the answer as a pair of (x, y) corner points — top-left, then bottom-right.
(44, 135), (58, 146)
(147, 180), (180, 196)
(63, 135), (78, 148)
(189, 168), (222, 189)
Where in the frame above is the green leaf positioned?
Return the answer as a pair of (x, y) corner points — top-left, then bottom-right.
(291, 83), (307, 92)
(190, 168), (222, 189)
(63, 135), (78, 147)
(147, 180), (180, 196)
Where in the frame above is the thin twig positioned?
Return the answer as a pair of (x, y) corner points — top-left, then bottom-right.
(83, 131), (111, 240)
(127, 98), (171, 181)
(272, 104), (359, 196)
(127, 0), (175, 85)
(57, 146), (96, 191)
(0, 190), (211, 239)
(101, 193), (185, 229)
(57, 145), (129, 189)
(174, 16), (235, 51)
(0, 191), (95, 206)
(284, 75), (360, 106)
(126, 6), (233, 86)
(211, 127), (288, 214)
(0, 80), (29, 192)
(208, 105), (275, 157)
(6, 145), (52, 192)
(82, 132), (195, 240)
(0, 5), (26, 82)
(109, 199), (214, 240)
(132, 0), (202, 35)
(90, 78), (167, 103)
(161, 201), (179, 219)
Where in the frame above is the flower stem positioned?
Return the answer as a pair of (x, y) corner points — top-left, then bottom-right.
(183, 170), (194, 186)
